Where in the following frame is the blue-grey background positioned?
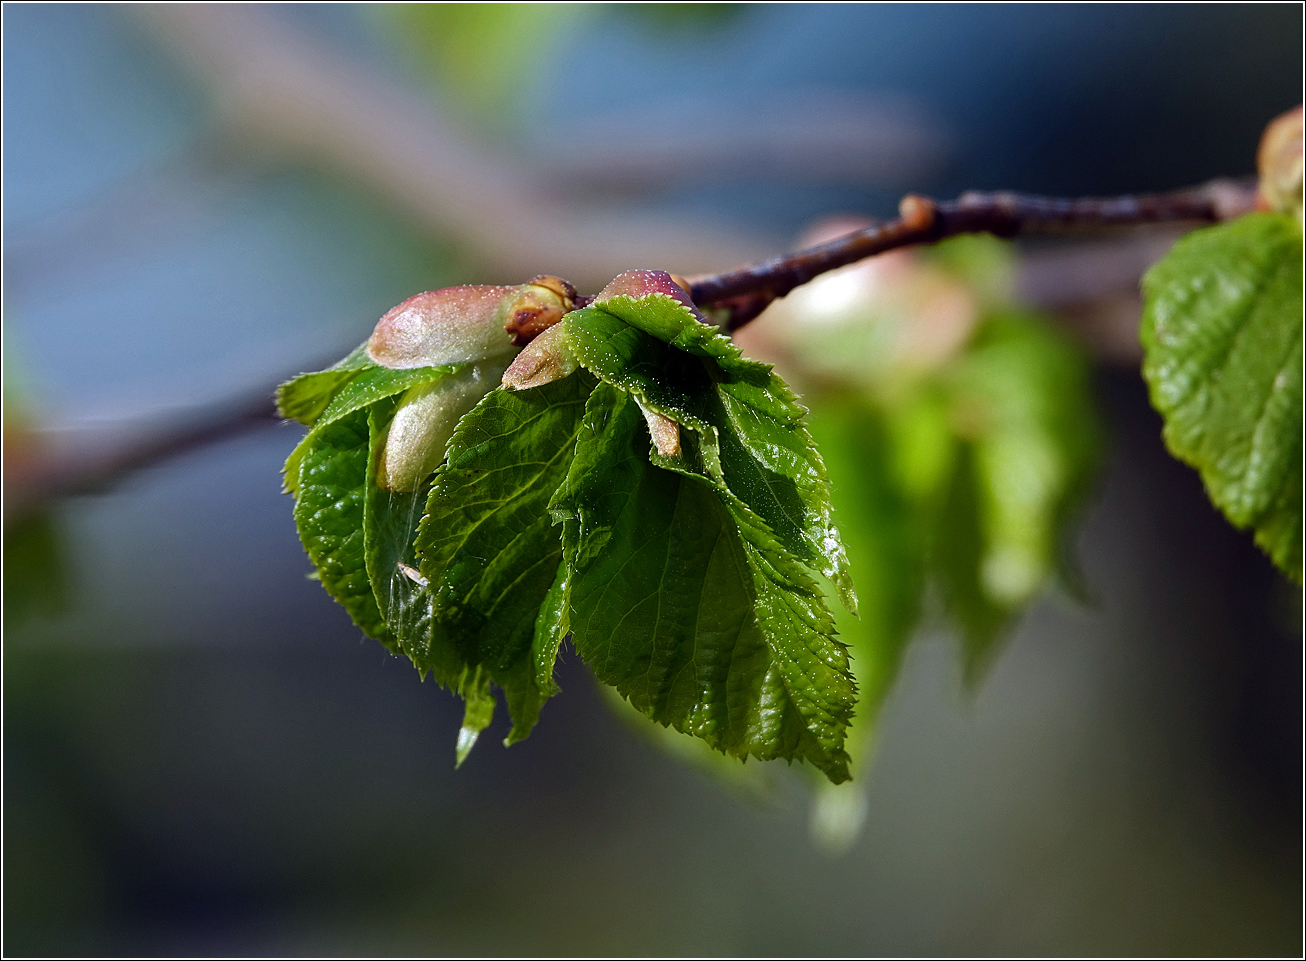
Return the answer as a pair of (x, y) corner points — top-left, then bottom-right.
(4, 4), (1301, 955)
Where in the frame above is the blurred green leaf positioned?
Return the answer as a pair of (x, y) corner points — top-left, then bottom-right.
(2, 512), (69, 629)
(939, 312), (1100, 680)
(377, 3), (583, 124)
(1141, 212), (1303, 582)
(807, 399), (923, 765)
(925, 233), (1017, 310)
(617, 3), (746, 34)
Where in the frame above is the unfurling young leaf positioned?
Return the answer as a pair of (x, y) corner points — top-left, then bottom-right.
(1141, 212), (1303, 582)
(279, 273), (860, 780)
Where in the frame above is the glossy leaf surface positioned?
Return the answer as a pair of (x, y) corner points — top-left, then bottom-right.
(415, 374), (596, 743)
(553, 384), (855, 782)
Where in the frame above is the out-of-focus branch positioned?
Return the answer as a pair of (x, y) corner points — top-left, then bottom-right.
(3, 389), (281, 527)
(133, 3), (771, 290)
(536, 92), (947, 194)
(689, 180), (1257, 327)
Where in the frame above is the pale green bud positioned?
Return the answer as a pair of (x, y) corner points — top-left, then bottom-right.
(635, 397), (681, 459)
(378, 364), (501, 492)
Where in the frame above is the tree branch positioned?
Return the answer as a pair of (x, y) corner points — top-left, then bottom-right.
(3, 392), (282, 527)
(687, 178), (1257, 327)
(4, 179), (1259, 522)
(133, 3), (772, 289)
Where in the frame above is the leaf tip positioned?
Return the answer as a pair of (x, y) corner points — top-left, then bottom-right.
(454, 725), (481, 768)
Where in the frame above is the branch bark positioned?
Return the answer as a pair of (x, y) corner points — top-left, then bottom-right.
(4, 392), (281, 527)
(4, 181), (1256, 522)
(687, 179), (1257, 327)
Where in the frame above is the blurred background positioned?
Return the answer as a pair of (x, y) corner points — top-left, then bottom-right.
(3, 3), (1302, 955)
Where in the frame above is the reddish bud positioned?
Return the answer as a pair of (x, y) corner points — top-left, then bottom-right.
(368, 286), (520, 369)
(503, 276), (576, 346)
(595, 269), (700, 317)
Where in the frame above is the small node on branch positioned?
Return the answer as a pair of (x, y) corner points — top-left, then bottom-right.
(897, 194), (937, 233)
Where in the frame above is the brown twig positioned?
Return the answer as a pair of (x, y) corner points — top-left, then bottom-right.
(688, 178), (1257, 328)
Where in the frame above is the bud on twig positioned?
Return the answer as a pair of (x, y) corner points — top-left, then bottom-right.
(1257, 105), (1304, 218)
(503, 276), (577, 346)
(368, 286), (522, 368)
(595, 269), (701, 317)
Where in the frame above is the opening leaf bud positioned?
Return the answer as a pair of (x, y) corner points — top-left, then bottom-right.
(368, 286), (521, 369)
(503, 275), (577, 346)
(635, 397), (682, 458)
(1257, 105), (1304, 218)
(595, 269), (701, 318)
(501, 321), (579, 390)
(378, 364), (501, 492)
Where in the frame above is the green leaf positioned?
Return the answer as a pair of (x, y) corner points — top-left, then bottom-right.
(275, 343), (374, 426)
(553, 384), (856, 784)
(938, 313), (1101, 679)
(364, 394), (497, 760)
(563, 305), (714, 429)
(292, 408), (395, 648)
(409, 374), (596, 746)
(596, 681), (775, 798)
(317, 362), (460, 430)
(594, 292), (772, 383)
(565, 302), (857, 612)
(1141, 212), (1303, 582)
(714, 375), (857, 613)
